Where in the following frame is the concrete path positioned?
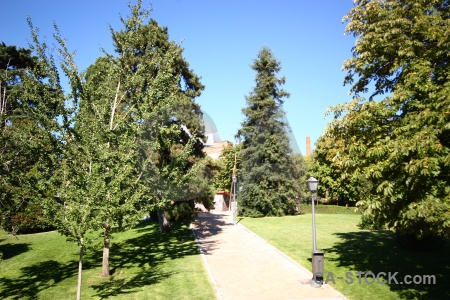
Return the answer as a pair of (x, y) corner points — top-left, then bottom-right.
(191, 210), (347, 300)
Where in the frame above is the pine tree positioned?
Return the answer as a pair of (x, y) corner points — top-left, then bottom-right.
(237, 47), (297, 217)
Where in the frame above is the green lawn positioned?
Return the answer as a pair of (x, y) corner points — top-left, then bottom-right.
(0, 222), (216, 299)
(240, 213), (450, 300)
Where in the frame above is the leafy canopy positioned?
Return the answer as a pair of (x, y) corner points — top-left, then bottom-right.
(317, 0), (450, 239)
(0, 39), (66, 234)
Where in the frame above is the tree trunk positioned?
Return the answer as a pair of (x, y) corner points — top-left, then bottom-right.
(157, 208), (171, 233)
(102, 225), (110, 277)
(76, 240), (83, 300)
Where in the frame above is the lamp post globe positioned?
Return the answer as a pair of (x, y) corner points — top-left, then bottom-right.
(307, 176), (318, 193)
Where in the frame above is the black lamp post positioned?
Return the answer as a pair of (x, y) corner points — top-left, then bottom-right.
(307, 176), (319, 251)
(307, 176), (324, 286)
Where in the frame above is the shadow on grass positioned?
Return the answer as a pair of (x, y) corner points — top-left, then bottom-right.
(91, 217), (216, 299)
(0, 260), (77, 299)
(91, 266), (173, 299)
(0, 242), (30, 260)
(0, 213), (226, 299)
(325, 230), (450, 299)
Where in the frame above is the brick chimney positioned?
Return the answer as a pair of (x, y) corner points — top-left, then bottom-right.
(306, 136), (311, 157)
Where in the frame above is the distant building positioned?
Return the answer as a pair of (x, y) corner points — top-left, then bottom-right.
(306, 136), (311, 156)
(201, 110), (230, 160)
(204, 140), (230, 160)
(200, 111), (233, 211)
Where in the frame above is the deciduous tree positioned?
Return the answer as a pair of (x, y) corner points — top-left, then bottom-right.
(324, 0), (450, 240)
(213, 142), (242, 192)
(53, 2), (213, 288)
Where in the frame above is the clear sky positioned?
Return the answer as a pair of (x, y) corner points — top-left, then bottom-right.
(1, 0), (357, 154)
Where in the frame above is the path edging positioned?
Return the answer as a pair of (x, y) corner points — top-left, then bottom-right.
(190, 223), (223, 300)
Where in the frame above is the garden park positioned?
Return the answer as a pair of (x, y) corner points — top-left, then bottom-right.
(1, 1), (449, 299)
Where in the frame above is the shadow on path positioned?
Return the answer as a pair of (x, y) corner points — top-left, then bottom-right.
(192, 211), (231, 255)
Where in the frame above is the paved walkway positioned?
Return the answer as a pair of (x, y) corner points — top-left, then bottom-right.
(191, 210), (347, 300)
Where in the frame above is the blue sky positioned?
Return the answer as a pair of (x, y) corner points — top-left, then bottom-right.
(2, 0), (357, 154)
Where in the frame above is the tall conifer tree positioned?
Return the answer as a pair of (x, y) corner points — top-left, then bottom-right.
(237, 47), (297, 217)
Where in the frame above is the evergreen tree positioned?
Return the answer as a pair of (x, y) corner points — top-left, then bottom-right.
(237, 47), (297, 217)
(0, 41), (66, 234)
(107, 12), (212, 233)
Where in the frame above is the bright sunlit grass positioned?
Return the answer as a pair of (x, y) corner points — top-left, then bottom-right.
(0, 221), (216, 299)
(240, 213), (449, 300)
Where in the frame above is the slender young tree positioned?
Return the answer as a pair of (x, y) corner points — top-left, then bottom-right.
(237, 47), (297, 217)
(54, 2), (213, 289)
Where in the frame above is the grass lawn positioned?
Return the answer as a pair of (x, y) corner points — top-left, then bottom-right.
(240, 213), (450, 300)
(0, 221), (216, 299)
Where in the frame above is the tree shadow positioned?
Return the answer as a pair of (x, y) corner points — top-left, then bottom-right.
(0, 260), (77, 299)
(91, 217), (218, 299)
(0, 242), (30, 260)
(191, 211), (230, 255)
(91, 266), (173, 299)
(325, 231), (450, 299)
(0, 213), (228, 299)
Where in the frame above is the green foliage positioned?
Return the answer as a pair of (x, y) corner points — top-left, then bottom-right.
(311, 127), (373, 204)
(50, 0), (213, 247)
(8, 203), (55, 234)
(318, 0), (450, 239)
(0, 2), (214, 293)
(358, 214), (385, 230)
(236, 47), (300, 217)
(291, 153), (309, 201)
(213, 142), (242, 192)
(0, 39), (66, 234)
